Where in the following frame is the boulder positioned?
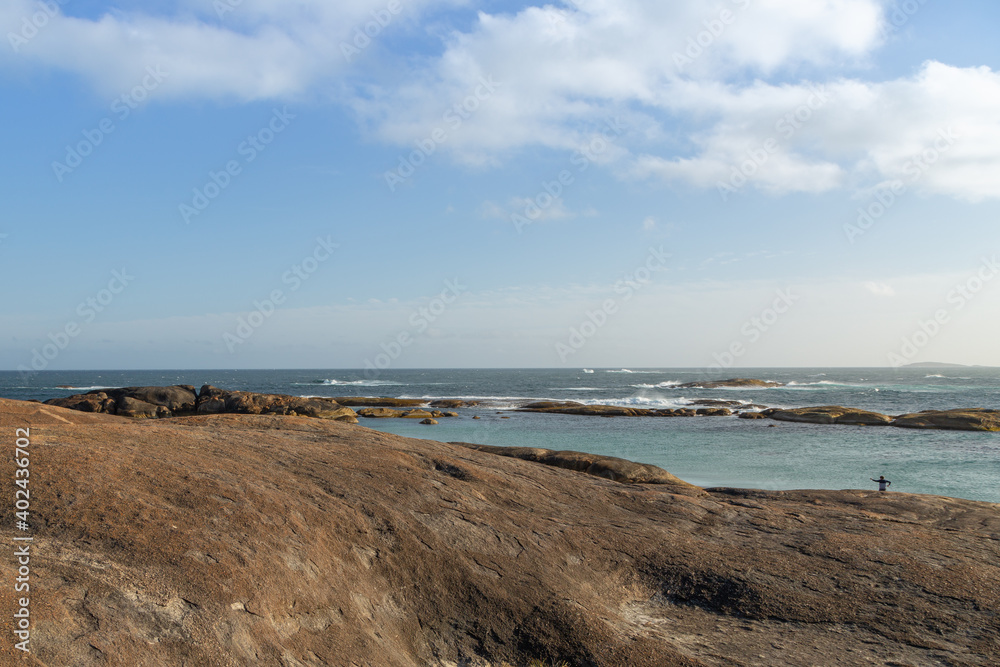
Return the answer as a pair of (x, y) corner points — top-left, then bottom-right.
(739, 411), (769, 419)
(675, 378), (784, 389)
(420, 418), (438, 425)
(518, 403), (648, 416)
(195, 386), (355, 422)
(333, 397), (428, 407)
(769, 406), (892, 426)
(97, 385), (198, 413)
(891, 409), (1000, 431)
(403, 410), (435, 419)
(358, 407), (405, 419)
(520, 401), (585, 409)
(429, 399), (480, 408)
(45, 392), (116, 414)
(116, 396), (171, 419)
(696, 408), (733, 416)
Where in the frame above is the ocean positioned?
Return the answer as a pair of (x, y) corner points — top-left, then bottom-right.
(3, 367), (999, 503)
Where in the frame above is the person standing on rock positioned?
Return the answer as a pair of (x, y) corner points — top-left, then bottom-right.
(871, 475), (891, 492)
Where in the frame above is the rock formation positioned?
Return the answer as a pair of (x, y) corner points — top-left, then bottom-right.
(768, 406), (894, 426)
(1, 398), (997, 666)
(674, 378), (784, 389)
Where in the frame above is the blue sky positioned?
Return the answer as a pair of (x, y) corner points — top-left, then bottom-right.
(2, 0), (999, 372)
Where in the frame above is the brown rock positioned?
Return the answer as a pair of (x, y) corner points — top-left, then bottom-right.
(101, 385), (198, 413)
(769, 406), (892, 426)
(675, 378), (784, 389)
(1, 398), (998, 667)
(739, 411), (769, 419)
(45, 392), (116, 414)
(403, 410), (435, 419)
(420, 418), (438, 425)
(195, 386), (356, 422)
(429, 399), (480, 408)
(116, 396), (171, 419)
(891, 408), (1000, 431)
(357, 407), (405, 418)
(520, 400), (585, 409)
(518, 403), (648, 417)
(695, 408), (733, 416)
(333, 396), (428, 407)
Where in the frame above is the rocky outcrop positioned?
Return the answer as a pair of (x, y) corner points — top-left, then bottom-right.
(457, 443), (706, 491)
(429, 399), (479, 408)
(2, 397), (998, 667)
(333, 396), (428, 407)
(695, 407), (732, 416)
(45, 392), (118, 414)
(357, 407), (405, 418)
(46, 385), (356, 422)
(738, 411), (769, 419)
(402, 410), (435, 419)
(104, 385), (198, 413)
(196, 385), (356, 421)
(115, 396), (171, 419)
(769, 405), (893, 426)
(891, 408), (1000, 431)
(675, 378), (784, 389)
(420, 418), (438, 425)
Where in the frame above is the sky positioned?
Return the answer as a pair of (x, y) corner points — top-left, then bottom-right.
(2, 0), (999, 372)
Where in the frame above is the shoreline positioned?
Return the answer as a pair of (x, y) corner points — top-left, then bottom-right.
(39, 381), (1000, 432)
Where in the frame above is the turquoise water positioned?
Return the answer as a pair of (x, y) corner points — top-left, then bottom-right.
(3, 367), (998, 503)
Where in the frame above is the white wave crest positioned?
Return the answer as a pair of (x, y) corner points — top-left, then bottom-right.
(632, 381), (681, 389)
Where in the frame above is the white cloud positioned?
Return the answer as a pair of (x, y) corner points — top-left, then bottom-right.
(5, 0), (1000, 201)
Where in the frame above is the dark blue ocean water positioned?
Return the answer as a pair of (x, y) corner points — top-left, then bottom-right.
(3, 367), (999, 502)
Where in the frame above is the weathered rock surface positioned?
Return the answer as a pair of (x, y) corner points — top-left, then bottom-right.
(769, 405), (893, 426)
(455, 443), (705, 491)
(333, 397), (429, 407)
(420, 418), (438, 425)
(429, 399), (480, 408)
(197, 385), (356, 421)
(1, 398), (999, 666)
(358, 407), (406, 418)
(738, 411), (769, 419)
(675, 378), (784, 389)
(115, 395), (171, 419)
(891, 408), (1000, 431)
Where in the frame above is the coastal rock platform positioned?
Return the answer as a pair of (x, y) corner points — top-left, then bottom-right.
(1, 398), (998, 666)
